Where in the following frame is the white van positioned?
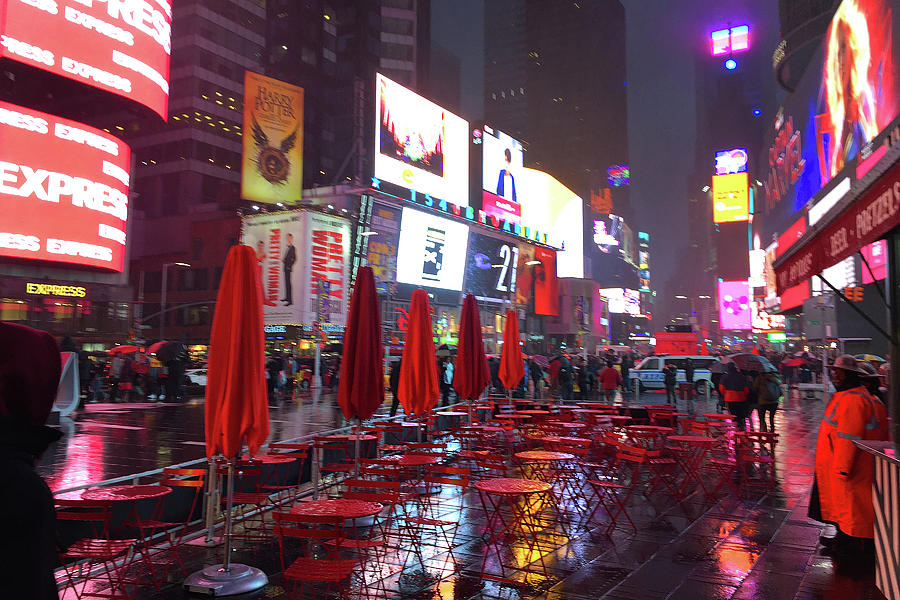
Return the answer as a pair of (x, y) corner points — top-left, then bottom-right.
(630, 355), (719, 394)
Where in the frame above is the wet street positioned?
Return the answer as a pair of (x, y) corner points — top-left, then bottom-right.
(45, 389), (884, 599)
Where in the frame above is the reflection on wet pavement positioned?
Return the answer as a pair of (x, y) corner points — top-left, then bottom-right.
(47, 392), (885, 599)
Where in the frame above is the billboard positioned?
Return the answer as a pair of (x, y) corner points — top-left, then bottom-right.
(599, 288), (640, 315)
(593, 214), (623, 252)
(375, 73), (468, 206)
(366, 202), (402, 293)
(463, 232), (519, 301)
(715, 148), (748, 175)
(717, 280), (752, 330)
(396, 206), (469, 291)
(517, 244), (559, 316)
(861, 240), (888, 283)
(242, 71), (304, 205)
(242, 211), (351, 325)
(712, 172), (749, 222)
(0, 0), (172, 119)
(607, 164), (630, 187)
(710, 25), (750, 55)
(482, 125), (524, 203)
(760, 0), (900, 243)
(592, 288), (609, 339)
(0, 101), (131, 271)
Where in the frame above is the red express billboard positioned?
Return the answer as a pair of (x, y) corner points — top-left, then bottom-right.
(0, 0), (172, 119)
(0, 100), (131, 271)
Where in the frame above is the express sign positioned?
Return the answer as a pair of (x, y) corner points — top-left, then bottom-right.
(0, 100), (131, 271)
(0, 0), (172, 119)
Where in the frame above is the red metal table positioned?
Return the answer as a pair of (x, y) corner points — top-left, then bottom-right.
(474, 478), (553, 582)
(82, 485), (172, 502)
(667, 435), (717, 498)
(291, 498), (383, 519)
(517, 410), (550, 416)
(240, 454), (297, 465)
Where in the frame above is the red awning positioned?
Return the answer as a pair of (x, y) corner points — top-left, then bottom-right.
(774, 158), (900, 295)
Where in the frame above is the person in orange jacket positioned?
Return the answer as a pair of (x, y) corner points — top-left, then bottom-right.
(718, 362), (750, 430)
(810, 355), (889, 559)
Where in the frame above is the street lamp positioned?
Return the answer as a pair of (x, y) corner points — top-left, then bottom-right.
(160, 262), (190, 340)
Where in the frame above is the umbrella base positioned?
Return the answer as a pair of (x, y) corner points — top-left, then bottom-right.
(184, 563), (268, 596)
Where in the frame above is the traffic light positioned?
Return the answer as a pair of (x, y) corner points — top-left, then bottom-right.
(844, 286), (864, 302)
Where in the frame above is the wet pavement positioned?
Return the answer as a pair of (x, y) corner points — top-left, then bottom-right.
(47, 390), (886, 599)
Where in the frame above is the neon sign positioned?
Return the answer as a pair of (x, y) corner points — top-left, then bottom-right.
(26, 282), (86, 298)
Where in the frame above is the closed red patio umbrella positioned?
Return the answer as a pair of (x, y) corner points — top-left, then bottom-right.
(186, 244), (268, 595)
(499, 309), (525, 392)
(337, 267), (384, 473)
(398, 289), (439, 418)
(453, 294), (490, 406)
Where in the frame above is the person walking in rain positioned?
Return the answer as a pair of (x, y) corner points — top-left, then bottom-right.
(664, 363), (678, 405)
(719, 363), (750, 430)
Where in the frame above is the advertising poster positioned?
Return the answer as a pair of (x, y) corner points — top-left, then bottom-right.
(375, 73), (469, 206)
(760, 0), (900, 242)
(517, 244), (559, 316)
(463, 232), (519, 301)
(717, 280), (752, 330)
(712, 172), (749, 223)
(242, 211), (307, 325)
(395, 206), (469, 291)
(242, 71), (304, 205)
(0, 0), (173, 119)
(591, 289), (609, 339)
(861, 240), (888, 283)
(0, 100), (131, 271)
(367, 202), (402, 293)
(481, 128), (585, 277)
(599, 288), (641, 315)
(306, 212), (352, 326)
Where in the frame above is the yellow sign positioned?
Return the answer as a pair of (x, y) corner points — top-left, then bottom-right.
(712, 172), (749, 223)
(241, 71), (304, 205)
(26, 283), (87, 297)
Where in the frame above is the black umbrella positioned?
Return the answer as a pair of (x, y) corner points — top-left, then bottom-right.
(155, 341), (185, 363)
(724, 353), (777, 373)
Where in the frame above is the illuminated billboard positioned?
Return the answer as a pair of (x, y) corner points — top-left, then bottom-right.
(711, 25), (749, 55)
(717, 280), (752, 330)
(759, 0), (900, 244)
(607, 164), (630, 187)
(0, 0), (172, 119)
(242, 72), (304, 205)
(712, 172), (749, 223)
(375, 74), (469, 206)
(517, 244), (559, 316)
(396, 206), (469, 291)
(0, 100), (131, 271)
(242, 211), (351, 326)
(861, 240), (887, 283)
(463, 232), (518, 301)
(715, 148), (748, 175)
(599, 288), (640, 315)
(593, 214), (622, 252)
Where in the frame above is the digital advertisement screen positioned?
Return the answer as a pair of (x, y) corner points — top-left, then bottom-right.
(367, 202), (402, 294)
(396, 206), (469, 291)
(463, 232), (519, 301)
(599, 288), (640, 315)
(712, 172), (749, 223)
(482, 125), (524, 202)
(375, 73), (469, 206)
(593, 214), (623, 252)
(861, 239), (888, 283)
(711, 25), (750, 55)
(0, 0), (173, 119)
(517, 244), (559, 316)
(242, 71), (304, 205)
(717, 280), (752, 330)
(715, 148), (748, 175)
(607, 164), (630, 187)
(0, 100), (131, 271)
(759, 0), (900, 243)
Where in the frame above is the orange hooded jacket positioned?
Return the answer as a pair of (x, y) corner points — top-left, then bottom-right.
(814, 385), (889, 538)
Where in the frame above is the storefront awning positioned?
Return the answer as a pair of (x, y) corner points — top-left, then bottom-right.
(774, 149), (900, 295)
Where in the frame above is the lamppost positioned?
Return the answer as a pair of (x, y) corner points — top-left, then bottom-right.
(160, 262), (190, 340)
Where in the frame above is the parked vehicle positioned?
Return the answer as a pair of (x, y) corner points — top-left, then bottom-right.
(630, 355), (719, 394)
(183, 369), (207, 395)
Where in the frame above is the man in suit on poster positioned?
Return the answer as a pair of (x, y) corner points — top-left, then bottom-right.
(282, 233), (297, 306)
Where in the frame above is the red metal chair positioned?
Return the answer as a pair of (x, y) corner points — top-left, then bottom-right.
(56, 497), (137, 600)
(216, 461), (273, 546)
(401, 466), (471, 571)
(264, 442), (311, 501)
(272, 512), (362, 600)
(314, 437), (356, 495)
(587, 445), (647, 533)
(123, 467), (206, 584)
(735, 431), (778, 494)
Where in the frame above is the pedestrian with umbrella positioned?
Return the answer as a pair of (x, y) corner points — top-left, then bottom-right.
(336, 267), (384, 475)
(499, 309), (525, 410)
(184, 245), (269, 595)
(719, 362), (751, 430)
(397, 290), (440, 437)
(452, 294), (490, 423)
